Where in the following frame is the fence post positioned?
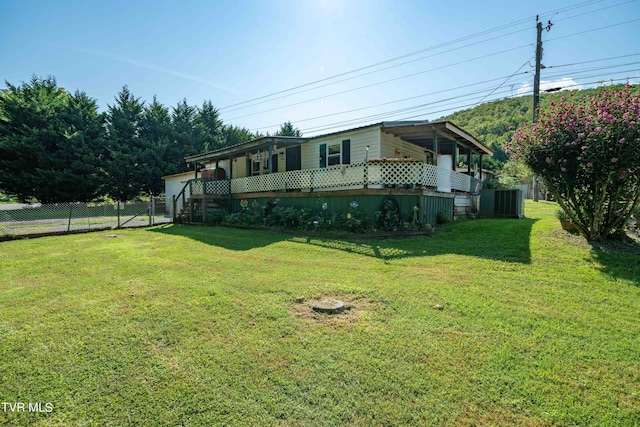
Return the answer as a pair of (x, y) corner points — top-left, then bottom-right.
(117, 201), (121, 228)
(149, 197), (153, 226)
(67, 204), (73, 233)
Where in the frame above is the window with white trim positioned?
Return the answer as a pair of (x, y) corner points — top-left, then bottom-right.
(327, 143), (341, 166)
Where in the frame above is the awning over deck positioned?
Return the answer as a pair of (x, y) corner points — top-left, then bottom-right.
(381, 121), (493, 157)
(185, 136), (308, 164)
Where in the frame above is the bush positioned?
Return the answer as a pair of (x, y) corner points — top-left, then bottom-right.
(375, 198), (402, 231)
(509, 86), (640, 240)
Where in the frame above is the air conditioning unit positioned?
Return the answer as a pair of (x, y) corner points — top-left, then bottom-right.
(479, 189), (524, 218)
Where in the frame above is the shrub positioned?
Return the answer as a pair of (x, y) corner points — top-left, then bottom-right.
(508, 86), (640, 240)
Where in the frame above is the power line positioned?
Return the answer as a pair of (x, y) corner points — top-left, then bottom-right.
(218, 0), (610, 111)
(250, 72), (532, 131)
(544, 17), (640, 44)
(551, 0), (638, 23)
(227, 16), (640, 129)
(226, 43), (532, 122)
(221, 27), (533, 115)
(472, 59), (533, 107)
(238, 52), (639, 130)
(546, 53), (640, 68)
(297, 73), (639, 135)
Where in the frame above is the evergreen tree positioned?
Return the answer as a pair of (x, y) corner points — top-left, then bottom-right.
(0, 76), (105, 203)
(168, 99), (200, 173)
(103, 86), (146, 202)
(195, 100), (224, 151)
(275, 121), (302, 137)
(140, 96), (172, 195)
(222, 124), (256, 147)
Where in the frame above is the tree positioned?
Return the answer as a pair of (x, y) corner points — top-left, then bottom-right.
(103, 86), (147, 202)
(222, 124), (260, 147)
(139, 96), (172, 195)
(0, 76), (106, 203)
(195, 100), (224, 151)
(168, 99), (201, 173)
(508, 86), (640, 240)
(275, 121), (302, 137)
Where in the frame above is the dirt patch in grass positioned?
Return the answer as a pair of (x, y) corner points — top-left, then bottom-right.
(553, 228), (640, 255)
(289, 295), (382, 324)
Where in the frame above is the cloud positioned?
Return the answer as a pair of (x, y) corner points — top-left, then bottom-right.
(597, 75), (640, 87)
(62, 45), (239, 94)
(516, 77), (582, 96)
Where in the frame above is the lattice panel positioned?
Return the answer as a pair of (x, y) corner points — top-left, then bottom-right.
(204, 180), (230, 195)
(190, 180), (204, 195)
(421, 164), (439, 187)
(214, 162), (478, 195)
(367, 162), (423, 185)
(231, 177), (248, 194)
(450, 172), (471, 192)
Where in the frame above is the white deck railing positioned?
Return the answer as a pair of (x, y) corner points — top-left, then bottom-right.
(190, 161), (480, 196)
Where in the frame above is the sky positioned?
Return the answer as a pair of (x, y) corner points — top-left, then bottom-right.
(1, 0), (639, 137)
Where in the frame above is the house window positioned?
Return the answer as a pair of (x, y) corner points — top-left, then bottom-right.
(328, 143), (341, 166)
(320, 140), (351, 168)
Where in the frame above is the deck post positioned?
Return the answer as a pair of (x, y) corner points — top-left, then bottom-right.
(453, 140), (459, 171)
(432, 128), (439, 166)
(189, 181), (193, 223)
(467, 147), (472, 175)
(202, 195), (207, 223)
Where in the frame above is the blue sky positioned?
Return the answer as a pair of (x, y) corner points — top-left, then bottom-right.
(1, 0), (639, 136)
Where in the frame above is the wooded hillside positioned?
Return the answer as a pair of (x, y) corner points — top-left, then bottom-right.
(439, 84), (639, 170)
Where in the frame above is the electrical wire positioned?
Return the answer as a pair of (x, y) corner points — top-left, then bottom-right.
(297, 74), (639, 135)
(224, 43), (532, 122)
(218, 0), (611, 112)
(226, 14), (639, 126)
(544, 17), (640, 44)
(546, 53), (640, 69)
(472, 59), (533, 107)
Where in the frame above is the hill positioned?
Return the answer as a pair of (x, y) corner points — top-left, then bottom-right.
(439, 84), (639, 170)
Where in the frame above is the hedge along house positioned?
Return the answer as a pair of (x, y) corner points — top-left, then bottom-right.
(164, 120), (493, 226)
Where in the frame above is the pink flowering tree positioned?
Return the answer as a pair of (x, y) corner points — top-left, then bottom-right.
(508, 86), (640, 240)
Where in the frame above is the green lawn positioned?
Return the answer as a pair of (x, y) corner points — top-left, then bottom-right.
(1, 201), (638, 426)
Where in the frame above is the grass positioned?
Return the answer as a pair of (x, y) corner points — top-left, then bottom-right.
(0, 201), (638, 426)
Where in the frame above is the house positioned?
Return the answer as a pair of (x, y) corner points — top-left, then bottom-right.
(163, 120), (493, 226)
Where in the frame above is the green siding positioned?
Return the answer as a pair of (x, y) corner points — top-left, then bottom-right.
(229, 193), (454, 226)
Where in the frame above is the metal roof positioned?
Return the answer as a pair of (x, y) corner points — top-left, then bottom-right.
(185, 136), (308, 163)
(184, 120), (492, 164)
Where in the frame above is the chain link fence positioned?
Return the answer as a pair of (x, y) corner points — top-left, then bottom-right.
(0, 196), (171, 239)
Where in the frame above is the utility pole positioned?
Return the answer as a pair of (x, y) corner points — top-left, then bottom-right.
(532, 17), (551, 202)
(532, 18), (543, 124)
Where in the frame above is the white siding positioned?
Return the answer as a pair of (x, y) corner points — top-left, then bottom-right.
(163, 173), (192, 216)
(380, 132), (429, 161)
(301, 127), (381, 170)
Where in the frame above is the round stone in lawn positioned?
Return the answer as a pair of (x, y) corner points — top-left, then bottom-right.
(312, 299), (345, 315)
